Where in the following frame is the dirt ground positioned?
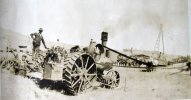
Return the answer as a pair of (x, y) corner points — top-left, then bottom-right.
(1, 63), (191, 100)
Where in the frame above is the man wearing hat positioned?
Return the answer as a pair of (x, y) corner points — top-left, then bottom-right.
(30, 28), (48, 59)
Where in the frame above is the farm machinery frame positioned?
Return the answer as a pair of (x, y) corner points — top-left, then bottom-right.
(1, 31), (158, 95)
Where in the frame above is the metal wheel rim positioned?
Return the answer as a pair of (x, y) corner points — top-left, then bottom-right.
(71, 54), (97, 93)
(106, 70), (120, 88)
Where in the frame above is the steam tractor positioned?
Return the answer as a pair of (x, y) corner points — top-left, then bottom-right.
(42, 32), (120, 95)
(1, 31), (155, 95)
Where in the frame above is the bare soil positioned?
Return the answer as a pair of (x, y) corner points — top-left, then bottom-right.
(1, 63), (191, 100)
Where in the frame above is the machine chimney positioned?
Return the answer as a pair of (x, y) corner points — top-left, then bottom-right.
(101, 32), (108, 46)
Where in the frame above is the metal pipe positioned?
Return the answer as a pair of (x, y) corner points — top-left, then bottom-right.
(102, 45), (155, 67)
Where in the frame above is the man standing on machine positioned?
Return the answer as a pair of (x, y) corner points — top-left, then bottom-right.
(30, 28), (48, 60)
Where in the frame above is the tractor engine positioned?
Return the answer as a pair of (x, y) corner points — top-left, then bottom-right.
(42, 32), (120, 95)
(87, 39), (120, 89)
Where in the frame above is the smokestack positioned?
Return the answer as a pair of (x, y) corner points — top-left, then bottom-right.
(101, 32), (110, 58)
(101, 32), (108, 46)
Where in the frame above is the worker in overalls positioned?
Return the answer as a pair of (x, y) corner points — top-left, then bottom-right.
(16, 55), (28, 77)
(30, 28), (48, 60)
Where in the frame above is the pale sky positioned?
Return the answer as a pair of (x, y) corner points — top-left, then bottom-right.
(0, 0), (190, 55)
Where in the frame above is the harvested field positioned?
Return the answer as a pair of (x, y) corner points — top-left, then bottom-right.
(1, 63), (191, 100)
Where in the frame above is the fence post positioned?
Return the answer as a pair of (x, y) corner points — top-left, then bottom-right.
(124, 77), (126, 92)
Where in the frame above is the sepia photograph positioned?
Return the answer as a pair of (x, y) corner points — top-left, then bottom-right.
(0, 0), (191, 100)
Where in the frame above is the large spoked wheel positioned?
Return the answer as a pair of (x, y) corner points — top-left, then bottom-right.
(1, 59), (19, 73)
(105, 70), (120, 89)
(63, 53), (97, 95)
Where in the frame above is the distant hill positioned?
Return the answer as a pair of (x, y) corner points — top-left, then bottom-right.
(0, 27), (184, 62)
(0, 28), (74, 52)
(0, 27), (30, 50)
